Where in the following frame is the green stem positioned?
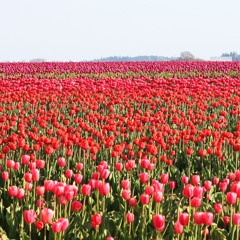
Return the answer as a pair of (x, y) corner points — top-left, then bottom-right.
(29, 223), (32, 240)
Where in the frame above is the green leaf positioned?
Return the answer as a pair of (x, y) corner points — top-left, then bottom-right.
(19, 231), (30, 240)
(211, 225), (228, 240)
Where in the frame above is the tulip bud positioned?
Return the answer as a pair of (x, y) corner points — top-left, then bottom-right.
(179, 212), (189, 226)
(126, 212), (134, 223)
(24, 209), (37, 224)
(181, 176), (189, 184)
(160, 173), (169, 184)
(58, 157), (66, 167)
(182, 184), (194, 198)
(40, 208), (54, 224)
(91, 214), (102, 229)
(226, 192), (237, 205)
(192, 175), (200, 185)
(71, 200), (82, 212)
(233, 213), (240, 225)
(152, 214), (165, 232)
(115, 162), (123, 171)
(174, 221), (184, 234)
(140, 193), (150, 205)
(214, 203), (223, 214)
(122, 189), (131, 200)
(128, 197), (137, 207)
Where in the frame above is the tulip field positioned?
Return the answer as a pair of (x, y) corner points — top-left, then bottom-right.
(1, 61), (240, 240)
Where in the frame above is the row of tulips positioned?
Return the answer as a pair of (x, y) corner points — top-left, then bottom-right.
(4, 154), (240, 239)
(0, 61), (240, 79)
(0, 62), (240, 239)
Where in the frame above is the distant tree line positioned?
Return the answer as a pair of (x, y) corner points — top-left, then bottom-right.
(93, 52), (204, 62)
(221, 52), (240, 61)
(93, 56), (178, 62)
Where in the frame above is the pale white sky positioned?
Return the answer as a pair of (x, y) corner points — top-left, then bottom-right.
(0, 0), (239, 61)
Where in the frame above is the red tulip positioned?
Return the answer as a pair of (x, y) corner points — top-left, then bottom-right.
(152, 214), (165, 232)
(214, 203), (223, 214)
(181, 176), (189, 184)
(202, 212), (214, 225)
(101, 169), (110, 179)
(219, 181), (228, 192)
(24, 172), (32, 182)
(17, 188), (25, 200)
(193, 212), (203, 225)
(35, 220), (44, 231)
(36, 199), (45, 208)
(126, 212), (134, 223)
(174, 221), (183, 234)
(213, 177), (219, 185)
(81, 184), (91, 196)
(115, 162), (123, 171)
(228, 173), (236, 182)
(140, 193), (150, 205)
(153, 191), (163, 203)
(71, 200), (82, 212)
(22, 155), (30, 165)
(2, 171), (9, 181)
(122, 189), (131, 200)
(226, 192), (237, 205)
(179, 212), (189, 226)
(44, 180), (54, 192)
(65, 169), (73, 179)
(182, 184), (194, 198)
(192, 175), (200, 185)
(233, 213), (240, 225)
(236, 170), (240, 181)
(8, 186), (18, 197)
(190, 197), (202, 208)
(31, 169), (40, 182)
(121, 180), (130, 190)
(91, 214), (102, 229)
(202, 227), (209, 237)
(24, 209), (37, 224)
(99, 182), (110, 196)
(58, 218), (69, 231)
(6, 160), (15, 169)
(74, 173), (83, 184)
(76, 162), (84, 171)
(40, 208), (54, 224)
(141, 158), (150, 169)
(223, 216), (230, 226)
(36, 186), (45, 196)
(145, 186), (154, 195)
(193, 186), (204, 198)
(160, 173), (169, 184)
(204, 180), (212, 191)
(169, 181), (176, 189)
(128, 197), (137, 207)
(139, 172), (149, 184)
(52, 222), (62, 233)
(58, 157), (66, 167)
(36, 160), (45, 169)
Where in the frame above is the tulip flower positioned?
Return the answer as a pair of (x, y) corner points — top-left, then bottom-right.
(174, 221), (183, 234)
(91, 214), (102, 229)
(24, 209), (37, 224)
(40, 208), (54, 224)
(126, 212), (134, 223)
(179, 212), (189, 226)
(152, 214), (165, 232)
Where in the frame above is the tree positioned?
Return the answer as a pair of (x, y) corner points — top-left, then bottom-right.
(180, 51), (195, 60)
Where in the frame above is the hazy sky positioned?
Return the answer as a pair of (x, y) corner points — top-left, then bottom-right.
(0, 0), (239, 61)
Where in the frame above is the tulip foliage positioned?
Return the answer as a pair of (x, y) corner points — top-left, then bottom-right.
(1, 61), (240, 239)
